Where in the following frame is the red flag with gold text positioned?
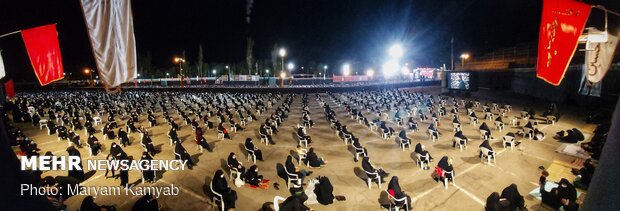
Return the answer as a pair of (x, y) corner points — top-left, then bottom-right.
(537, 0), (591, 86)
(4, 79), (15, 99)
(21, 24), (65, 86)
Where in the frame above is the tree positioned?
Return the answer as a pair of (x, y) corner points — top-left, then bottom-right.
(271, 44), (279, 73)
(138, 51), (153, 78)
(246, 37), (254, 75)
(197, 45), (204, 77)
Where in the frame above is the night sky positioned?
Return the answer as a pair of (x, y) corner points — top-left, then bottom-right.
(0, 0), (618, 82)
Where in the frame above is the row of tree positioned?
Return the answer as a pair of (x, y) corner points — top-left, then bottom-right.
(136, 39), (330, 79)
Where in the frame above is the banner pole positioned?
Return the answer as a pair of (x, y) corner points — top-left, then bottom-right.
(593, 5), (620, 17)
(0, 30), (20, 39)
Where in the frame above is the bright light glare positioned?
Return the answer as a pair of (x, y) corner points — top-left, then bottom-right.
(212, 69), (216, 74)
(342, 63), (351, 76)
(389, 44), (404, 58)
(366, 69), (375, 77)
(324, 65), (328, 69)
(401, 66), (410, 75)
(265, 69), (270, 73)
(460, 53), (470, 59)
(279, 48), (286, 57)
(382, 60), (399, 77)
(287, 63), (294, 71)
(280, 72), (286, 78)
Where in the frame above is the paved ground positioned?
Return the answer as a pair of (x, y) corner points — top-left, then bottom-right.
(13, 86), (593, 211)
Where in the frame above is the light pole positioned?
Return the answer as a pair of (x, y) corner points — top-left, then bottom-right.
(342, 63), (351, 76)
(279, 48), (286, 73)
(323, 65), (327, 79)
(174, 57), (185, 87)
(460, 53), (470, 69)
(225, 65), (230, 80)
(84, 68), (93, 87)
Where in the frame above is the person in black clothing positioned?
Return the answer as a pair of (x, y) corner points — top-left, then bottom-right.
(218, 122), (231, 139)
(361, 157), (389, 179)
(80, 196), (116, 211)
(66, 146), (85, 181)
(435, 156), (454, 184)
(106, 143), (123, 157)
(244, 165), (263, 186)
(414, 143), (433, 170)
(306, 147), (327, 168)
(212, 170), (237, 210)
(297, 126), (313, 144)
(244, 138), (263, 161)
(572, 159), (594, 189)
(500, 183), (525, 211)
(314, 176), (334, 205)
(87, 134), (102, 156)
(141, 152), (156, 183)
(479, 140), (494, 158)
(387, 176), (413, 210)
(558, 178), (577, 206)
(279, 194), (310, 211)
(453, 131), (468, 148)
(285, 155), (312, 184)
(196, 135), (212, 152)
(174, 141), (194, 170)
(168, 128), (179, 143)
(480, 122), (492, 138)
(131, 194), (159, 211)
(485, 192), (502, 211)
(259, 124), (275, 144)
(118, 128), (130, 147)
(227, 152), (246, 179)
(142, 134), (158, 156)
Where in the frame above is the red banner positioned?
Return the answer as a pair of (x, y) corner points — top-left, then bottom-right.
(536, 0), (591, 86)
(4, 79), (15, 99)
(21, 24), (65, 86)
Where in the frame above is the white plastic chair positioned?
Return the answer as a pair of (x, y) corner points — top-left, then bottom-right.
(297, 134), (309, 148)
(364, 170), (382, 189)
(415, 153), (429, 170)
(245, 146), (257, 164)
(479, 130), (489, 141)
(480, 147), (496, 164)
(546, 116), (556, 125)
(210, 180), (225, 211)
(259, 133), (270, 145)
(284, 167), (301, 188)
(386, 191), (410, 211)
(502, 136), (515, 150)
(428, 129), (437, 142)
(443, 170), (456, 189)
(273, 196), (286, 211)
(297, 148), (308, 166)
(495, 121), (504, 131)
(453, 137), (467, 151)
(453, 123), (461, 132)
(523, 128), (534, 140)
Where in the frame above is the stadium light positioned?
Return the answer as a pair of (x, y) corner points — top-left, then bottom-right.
(279, 48), (286, 57)
(366, 68), (375, 77)
(389, 44), (404, 58)
(382, 60), (399, 77)
(460, 53), (470, 68)
(401, 66), (410, 75)
(342, 63), (351, 76)
(287, 62), (294, 71)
